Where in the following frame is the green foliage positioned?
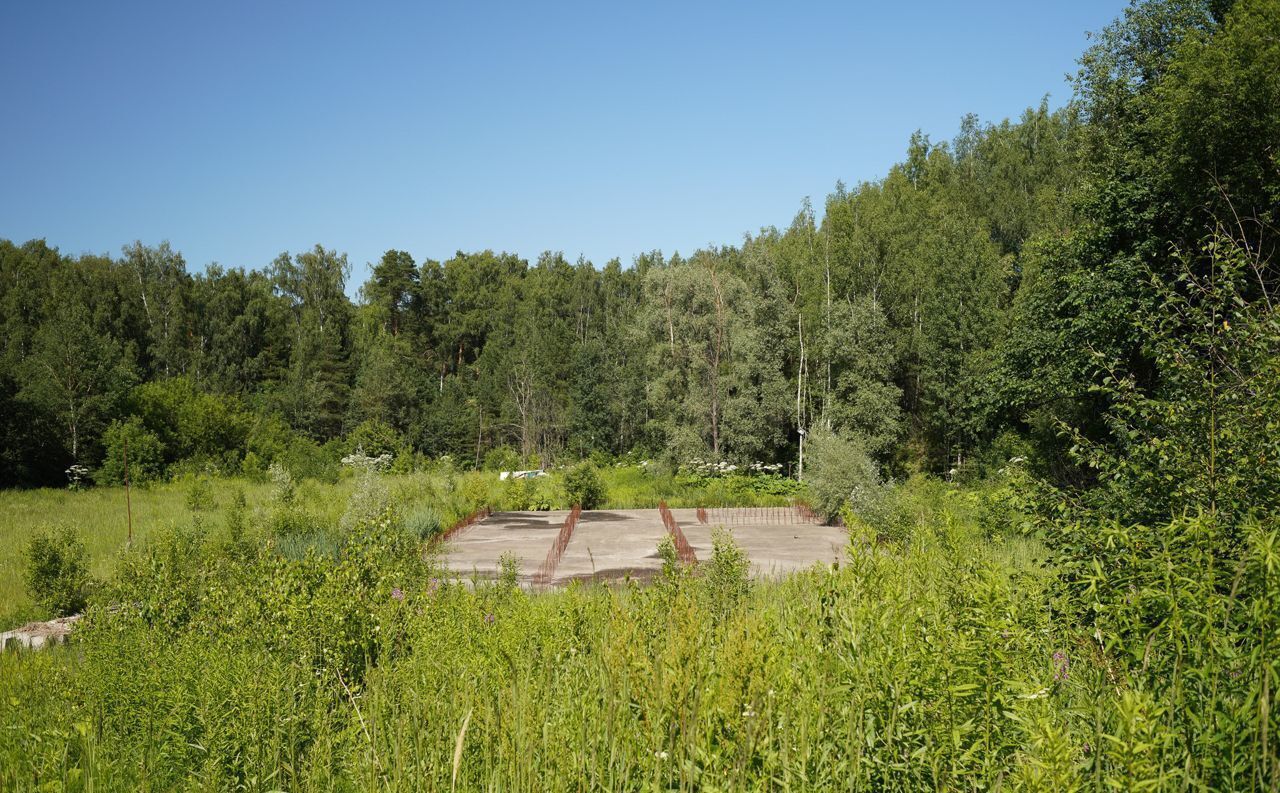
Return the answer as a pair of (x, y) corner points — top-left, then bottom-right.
(96, 417), (165, 485)
(129, 377), (250, 473)
(225, 486), (247, 545)
(269, 462), (295, 506)
(805, 428), (883, 522)
(482, 445), (520, 472)
(1046, 513), (1280, 786)
(0, 473), (1276, 788)
(280, 435), (340, 482)
(562, 462), (604, 509)
(825, 295), (903, 457)
(18, 301), (136, 466)
(701, 527), (751, 616)
(502, 475), (555, 511)
(458, 473), (491, 512)
(404, 506), (442, 540)
(1058, 235), (1280, 526)
(183, 475), (215, 512)
(23, 526), (94, 617)
(240, 449), (266, 480)
(345, 417), (402, 457)
(0, 484), (1132, 789)
(655, 533), (683, 581)
(339, 471), (392, 531)
(497, 550), (521, 592)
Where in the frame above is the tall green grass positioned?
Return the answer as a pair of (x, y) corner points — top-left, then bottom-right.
(0, 505), (1069, 789)
(3, 472), (1275, 789)
(0, 469), (508, 627)
(0, 465), (794, 627)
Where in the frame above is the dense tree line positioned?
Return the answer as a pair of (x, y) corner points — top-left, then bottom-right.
(3, 0), (1276, 523)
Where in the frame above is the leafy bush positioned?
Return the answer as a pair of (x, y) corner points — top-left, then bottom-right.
(183, 476), (216, 512)
(24, 527), (95, 616)
(97, 417), (165, 485)
(497, 550), (521, 591)
(340, 472), (392, 532)
(459, 473), (492, 512)
(1057, 236), (1280, 528)
(804, 428), (882, 522)
(483, 446), (521, 472)
(404, 507), (442, 540)
(562, 463), (604, 509)
(701, 528), (750, 616)
(240, 450), (267, 481)
(723, 473), (800, 499)
(503, 476), (555, 511)
(129, 377), (250, 467)
(346, 418), (402, 458)
(269, 463), (296, 506)
(225, 487), (248, 545)
(655, 533), (684, 581)
(245, 413), (295, 464)
(268, 436), (341, 483)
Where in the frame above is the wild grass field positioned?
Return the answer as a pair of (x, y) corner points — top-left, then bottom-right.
(0, 464), (796, 627)
(1, 468), (1277, 790)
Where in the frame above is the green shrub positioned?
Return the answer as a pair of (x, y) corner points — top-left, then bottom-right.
(503, 476), (555, 511)
(183, 476), (216, 512)
(701, 528), (751, 617)
(281, 436), (339, 482)
(459, 473), (492, 512)
(269, 463), (296, 506)
(225, 487), (248, 545)
(805, 428), (882, 522)
(483, 445), (521, 472)
(245, 413), (294, 463)
(103, 524), (210, 632)
(340, 472), (392, 532)
(346, 418), (403, 458)
(404, 507), (442, 540)
(497, 550), (521, 591)
(240, 450), (267, 481)
(656, 533), (683, 581)
(563, 463), (604, 509)
(97, 417), (165, 485)
(23, 527), (94, 616)
(129, 377), (251, 465)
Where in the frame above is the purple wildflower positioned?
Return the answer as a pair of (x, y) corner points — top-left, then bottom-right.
(391, 587), (405, 602)
(428, 578), (441, 595)
(484, 613), (495, 625)
(1052, 650), (1070, 681)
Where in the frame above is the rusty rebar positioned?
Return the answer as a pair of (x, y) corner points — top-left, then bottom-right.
(658, 500), (697, 565)
(434, 505), (492, 547)
(533, 505), (581, 586)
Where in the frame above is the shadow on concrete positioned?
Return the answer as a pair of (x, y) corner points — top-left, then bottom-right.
(575, 511), (646, 523)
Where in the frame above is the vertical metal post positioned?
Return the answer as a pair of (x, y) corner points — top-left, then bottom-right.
(123, 434), (133, 546)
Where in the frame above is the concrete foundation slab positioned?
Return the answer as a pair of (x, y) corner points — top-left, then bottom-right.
(437, 510), (569, 582)
(439, 506), (849, 587)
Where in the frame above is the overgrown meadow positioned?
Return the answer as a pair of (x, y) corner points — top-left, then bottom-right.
(0, 464), (797, 628)
(2, 467), (1278, 790)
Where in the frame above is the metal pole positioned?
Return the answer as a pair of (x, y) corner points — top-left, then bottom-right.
(123, 434), (133, 546)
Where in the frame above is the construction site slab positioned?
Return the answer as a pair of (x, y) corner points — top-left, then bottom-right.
(552, 509), (668, 584)
(438, 510), (569, 581)
(440, 506), (849, 586)
(671, 507), (848, 578)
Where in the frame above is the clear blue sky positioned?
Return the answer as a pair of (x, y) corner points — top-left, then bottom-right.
(1, 0), (1126, 291)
